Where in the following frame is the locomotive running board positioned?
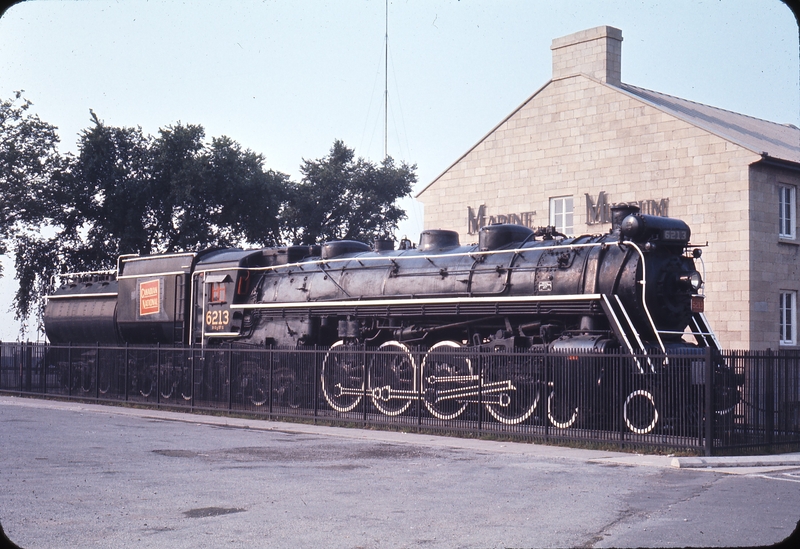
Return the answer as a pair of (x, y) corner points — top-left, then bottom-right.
(230, 294), (604, 318)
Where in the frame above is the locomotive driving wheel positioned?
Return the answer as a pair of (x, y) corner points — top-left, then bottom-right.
(159, 363), (176, 400)
(421, 341), (473, 420)
(547, 384), (579, 429)
(135, 371), (155, 398)
(484, 355), (540, 425)
(547, 390), (578, 428)
(237, 360), (268, 406)
(368, 341), (415, 416)
(73, 361), (95, 394)
(624, 388), (659, 434)
(273, 367), (303, 409)
(321, 340), (365, 412)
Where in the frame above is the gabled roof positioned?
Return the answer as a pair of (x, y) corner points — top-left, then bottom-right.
(417, 77), (800, 198)
(617, 83), (800, 165)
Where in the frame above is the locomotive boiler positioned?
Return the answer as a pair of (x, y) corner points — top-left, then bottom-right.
(44, 205), (736, 431)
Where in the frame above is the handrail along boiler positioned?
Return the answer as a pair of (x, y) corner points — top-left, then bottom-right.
(44, 205), (740, 432)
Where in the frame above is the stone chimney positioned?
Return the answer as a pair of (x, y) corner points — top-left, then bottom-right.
(551, 26), (623, 85)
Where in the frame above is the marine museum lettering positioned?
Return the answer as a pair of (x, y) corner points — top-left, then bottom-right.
(467, 205), (537, 234)
(586, 191), (668, 225)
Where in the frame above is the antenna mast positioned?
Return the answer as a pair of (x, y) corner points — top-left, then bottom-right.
(384, 0), (388, 160)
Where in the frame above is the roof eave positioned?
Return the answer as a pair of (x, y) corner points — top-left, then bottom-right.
(415, 79), (553, 198)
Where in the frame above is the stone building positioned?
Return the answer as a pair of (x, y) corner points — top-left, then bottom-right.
(416, 26), (800, 350)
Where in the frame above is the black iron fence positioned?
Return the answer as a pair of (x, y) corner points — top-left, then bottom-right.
(2, 342), (799, 455)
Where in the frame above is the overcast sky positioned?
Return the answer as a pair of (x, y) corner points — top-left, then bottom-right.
(0, 0), (798, 340)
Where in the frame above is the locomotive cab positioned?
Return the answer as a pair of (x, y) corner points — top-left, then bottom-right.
(192, 245), (321, 345)
(192, 249), (269, 344)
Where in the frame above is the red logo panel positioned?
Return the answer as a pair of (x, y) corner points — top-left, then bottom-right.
(139, 280), (160, 316)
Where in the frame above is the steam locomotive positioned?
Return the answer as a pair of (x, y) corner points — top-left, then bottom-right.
(44, 205), (738, 431)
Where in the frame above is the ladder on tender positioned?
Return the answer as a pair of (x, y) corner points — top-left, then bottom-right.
(174, 274), (186, 344)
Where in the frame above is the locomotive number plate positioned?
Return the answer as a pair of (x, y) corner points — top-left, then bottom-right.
(661, 229), (688, 241)
(206, 309), (231, 331)
(538, 281), (553, 292)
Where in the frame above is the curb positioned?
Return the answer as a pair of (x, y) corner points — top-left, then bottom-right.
(672, 454), (800, 468)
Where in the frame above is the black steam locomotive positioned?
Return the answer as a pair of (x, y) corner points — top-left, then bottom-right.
(44, 205), (736, 431)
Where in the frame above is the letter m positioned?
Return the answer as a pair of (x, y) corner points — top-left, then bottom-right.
(585, 192), (606, 225)
(468, 204), (486, 234)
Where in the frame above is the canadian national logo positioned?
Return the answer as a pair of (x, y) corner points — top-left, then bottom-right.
(139, 279), (160, 316)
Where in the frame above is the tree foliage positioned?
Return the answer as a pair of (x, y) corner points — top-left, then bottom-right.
(281, 140), (416, 245)
(0, 91), (63, 266)
(0, 95), (415, 337)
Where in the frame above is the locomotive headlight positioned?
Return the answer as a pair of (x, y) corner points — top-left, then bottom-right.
(679, 271), (703, 291)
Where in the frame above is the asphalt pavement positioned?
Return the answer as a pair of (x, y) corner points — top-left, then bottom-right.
(2, 395), (799, 548)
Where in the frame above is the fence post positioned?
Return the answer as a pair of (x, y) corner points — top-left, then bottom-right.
(766, 349), (775, 446)
(95, 342), (100, 401)
(477, 345), (483, 434)
(362, 344), (368, 426)
(618, 351), (625, 444)
(544, 348), (550, 440)
(67, 343), (73, 398)
(268, 347), (274, 418)
(313, 347), (319, 422)
(39, 342), (47, 394)
(156, 343), (161, 406)
(23, 341), (32, 393)
(704, 346), (713, 456)
(417, 346), (422, 431)
(228, 344), (233, 411)
(189, 344), (195, 412)
(124, 343), (129, 402)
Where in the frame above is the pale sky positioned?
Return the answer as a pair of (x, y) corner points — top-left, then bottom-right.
(0, 0), (798, 340)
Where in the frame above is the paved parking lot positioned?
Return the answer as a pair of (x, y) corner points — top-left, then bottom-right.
(1, 396), (799, 548)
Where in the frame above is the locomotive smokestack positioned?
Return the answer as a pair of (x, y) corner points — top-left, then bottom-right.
(610, 205), (640, 234)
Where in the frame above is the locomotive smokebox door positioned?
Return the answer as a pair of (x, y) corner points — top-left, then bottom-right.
(204, 273), (234, 334)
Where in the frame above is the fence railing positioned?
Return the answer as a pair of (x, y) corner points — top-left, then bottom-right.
(2, 342), (799, 455)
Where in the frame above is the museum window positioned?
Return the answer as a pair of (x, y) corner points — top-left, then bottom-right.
(778, 184), (796, 240)
(780, 291), (797, 346)
(549, 196), (573, 235)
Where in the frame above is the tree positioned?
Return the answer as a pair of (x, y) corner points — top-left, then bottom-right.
(281, 140), (415, 245)
(7, 110), (289, 334)
(147, 125), (287, 251)
(1, 98), (416, 337)
(0, 92), (63, 275)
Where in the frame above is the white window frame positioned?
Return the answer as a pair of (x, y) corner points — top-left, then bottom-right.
(779, 184), (796, 240)
(780, 291), (797, 346)
(549, 196), (573, 236)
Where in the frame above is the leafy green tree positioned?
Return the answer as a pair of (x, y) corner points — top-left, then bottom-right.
(147, 125), (287, 251)
(1, 98), (415, 337)
(7, 111), (288, 333)
(0, 92), (66, 333)
(0, 92), (63, 274)
(10, 113), (154, 329)
(281, 139), (415, 245)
